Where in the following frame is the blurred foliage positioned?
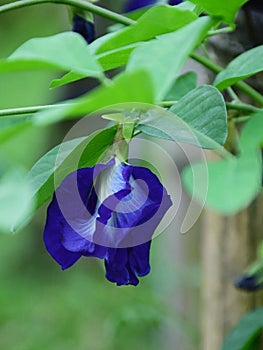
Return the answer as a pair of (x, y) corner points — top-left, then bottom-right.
(0, 2), (200, 350)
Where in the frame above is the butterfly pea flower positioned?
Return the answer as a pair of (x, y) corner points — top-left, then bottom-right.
(168, 0), (182, 4)
(123, 0), (157, 12)
(234, 256), (263, 292)
(72, 14), (95, 44)
(234, 274), (263, 292)
(43, 158), (172, 286)
(123, 0), (182, 12)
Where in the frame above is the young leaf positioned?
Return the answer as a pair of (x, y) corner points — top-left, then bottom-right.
(127, 16), (213, 100)
(0, 32), (103, 79)
(169, 85), (227, 145)
(182, 151), (262, 215)
(214, 45), (263, 90)
(164, 71), (197, 101)
(189, 0), (249, 23)
(28, 126), (117, 210)
(34, 70), (155, 125)
(95, 5), (197, 54)
(222, 307), (263, 350)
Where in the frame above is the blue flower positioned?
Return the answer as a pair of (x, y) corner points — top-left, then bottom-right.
(123, 0), (157, 12)
(235, 274), (263, 292)
(168, 0), (182, 4)
(44, 159), (172, 286)
(72, 14), (95, 44)
(123, 0), (182, 12)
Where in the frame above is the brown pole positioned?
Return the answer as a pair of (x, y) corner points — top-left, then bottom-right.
(201, 195), (263, 350)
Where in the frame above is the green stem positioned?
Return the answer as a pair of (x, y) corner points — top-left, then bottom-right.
(191, 52), (263, 107)
(159, 100), (260, 115)
(0, 0), (135, 26)
(235, 81), (263, 107)
(0, 104), (68, 117)
(225, 102), (260, 114)
(207, 26), (233, 37)
(191, 52), (222, 74)
(232, 116), (250, 124)
(227, 87), (240, 102)
(0, 99), (261, 119)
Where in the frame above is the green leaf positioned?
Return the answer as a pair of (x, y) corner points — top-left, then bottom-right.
(96, 43), (141, 71)
(95, 5), (197, 54)
(137, 101), (226, 149)
(164, 72), (197, 101)
(222, 307), (263, 350)
(34, 70), (155, 125)
(182, 151), (261, 215)
(127, 16), (213, 100)
(0, 32), (103, 79)
(28, 126), (117, 210)
(0, 166), (35, 233)
(169, 85), (227, 145)
(50, 43), (143, 88)
(0, 117), (32, 144)
(48, 7), (197, 89)
(239, 110), (263, 152)
(189, 0), (249, 23)
(50, 71), (86, 89)
(214, 45), (263, 90)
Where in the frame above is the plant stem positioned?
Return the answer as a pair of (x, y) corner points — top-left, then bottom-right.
(0, 99), (261, 119)
(227, 87), (240, 102)
(0, 104), (68, 117)
(159, 100), (260, 115)
(207, 26), (233, 37)
(191, 52), (263, 107)
(0, 0), (135, 26)
(232, 116), (250, 124)
(191, 52), (222, 74)
(235, 81), (263, 107)
(225, 102), (260, 114)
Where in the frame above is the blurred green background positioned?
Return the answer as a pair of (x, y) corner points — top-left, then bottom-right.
(0, 1), (201, 349)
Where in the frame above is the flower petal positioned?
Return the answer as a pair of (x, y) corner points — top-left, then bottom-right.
(94, 165), (172, 248)
(72, 15), (95, 44)
(44, 162), (112, 267)
(43, 197), (81, 270)
(123, 0), (157, 12)
(105, 248), (139, 286)
(129, 241), (151, 277)
(44, 158), (172, 286)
